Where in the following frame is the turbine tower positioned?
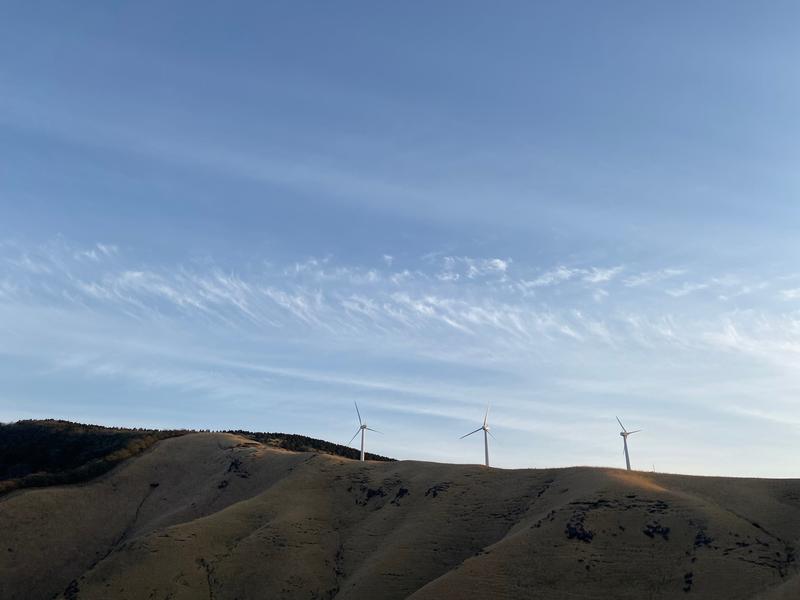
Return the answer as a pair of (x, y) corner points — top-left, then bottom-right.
(616, 416), (641, 471)
(347, 402), (380, 461)
(460, 404), (494, 467)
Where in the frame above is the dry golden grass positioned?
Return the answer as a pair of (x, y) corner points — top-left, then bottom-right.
(1, 432), (798, 599)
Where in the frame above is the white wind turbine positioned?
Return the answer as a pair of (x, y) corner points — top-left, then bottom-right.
(616, 416), (641, 471)
(460, 404), (494, 467)
(347, 402), (380, 461)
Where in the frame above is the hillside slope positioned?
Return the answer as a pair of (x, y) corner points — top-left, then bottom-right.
(0, 420), (393, 498)
(1, 432), (798, 599)
(0, 420), (185, 495)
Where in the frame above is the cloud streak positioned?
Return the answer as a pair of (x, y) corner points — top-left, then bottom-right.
(2, 239), (800, 473)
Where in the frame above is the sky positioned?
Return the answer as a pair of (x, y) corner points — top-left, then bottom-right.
(1, 2), (800, 476)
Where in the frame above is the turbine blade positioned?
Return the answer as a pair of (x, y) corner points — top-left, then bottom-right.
(460, 427), (483, 439)
(354, 401), (363, 426)
(487, 430), (497, 440)
(484, 403), (491, 427)
(616, 416), (627, 432)
(628, 429), (642, 435)
(366, 427), (381, 433)
(347, 428), (361, 446)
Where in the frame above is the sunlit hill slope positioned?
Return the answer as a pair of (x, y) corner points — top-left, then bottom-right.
(1, 424), (799, 599)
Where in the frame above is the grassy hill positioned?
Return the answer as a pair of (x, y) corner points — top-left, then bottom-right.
(224, 428), (394, 462)
(0, 420), (185, 496)
(0, 420), (392, 497)
(1, 429), (799, 599)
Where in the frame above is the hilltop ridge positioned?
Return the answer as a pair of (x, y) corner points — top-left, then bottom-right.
(0, 419), (392, 496)
(1, 430), (799, 599)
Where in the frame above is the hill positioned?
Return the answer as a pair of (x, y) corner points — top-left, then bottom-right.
(1, 431), (799, 599)
(0, 420), (186, 496)
(0, 420), (392, 496)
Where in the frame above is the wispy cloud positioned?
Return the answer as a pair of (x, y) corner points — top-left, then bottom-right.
(435, 256), (510, 282)
(665, 282), (709, 297)
(781, 288), (800, 300)
(74, 243), (118, 262)
(521, 265), (579, 288)
(520, 265), (623, 289)
(623, 268), (685, 287)
(2, 239), (800, 473)
(583, 266), (624, 284)
(5, 254), (52, 274)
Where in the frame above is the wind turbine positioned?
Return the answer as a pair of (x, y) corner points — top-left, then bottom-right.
(616, 416), (641, 471)
(347, 402), (380, 461)
(460, 404), (494, 467)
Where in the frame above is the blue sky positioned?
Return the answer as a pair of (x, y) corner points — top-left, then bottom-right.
(2, 3), (800, 475)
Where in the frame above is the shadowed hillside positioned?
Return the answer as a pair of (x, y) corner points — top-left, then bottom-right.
(1, 432), (799, 599)
(0, 420), (392, 497)
(0, 420), (185, 496)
